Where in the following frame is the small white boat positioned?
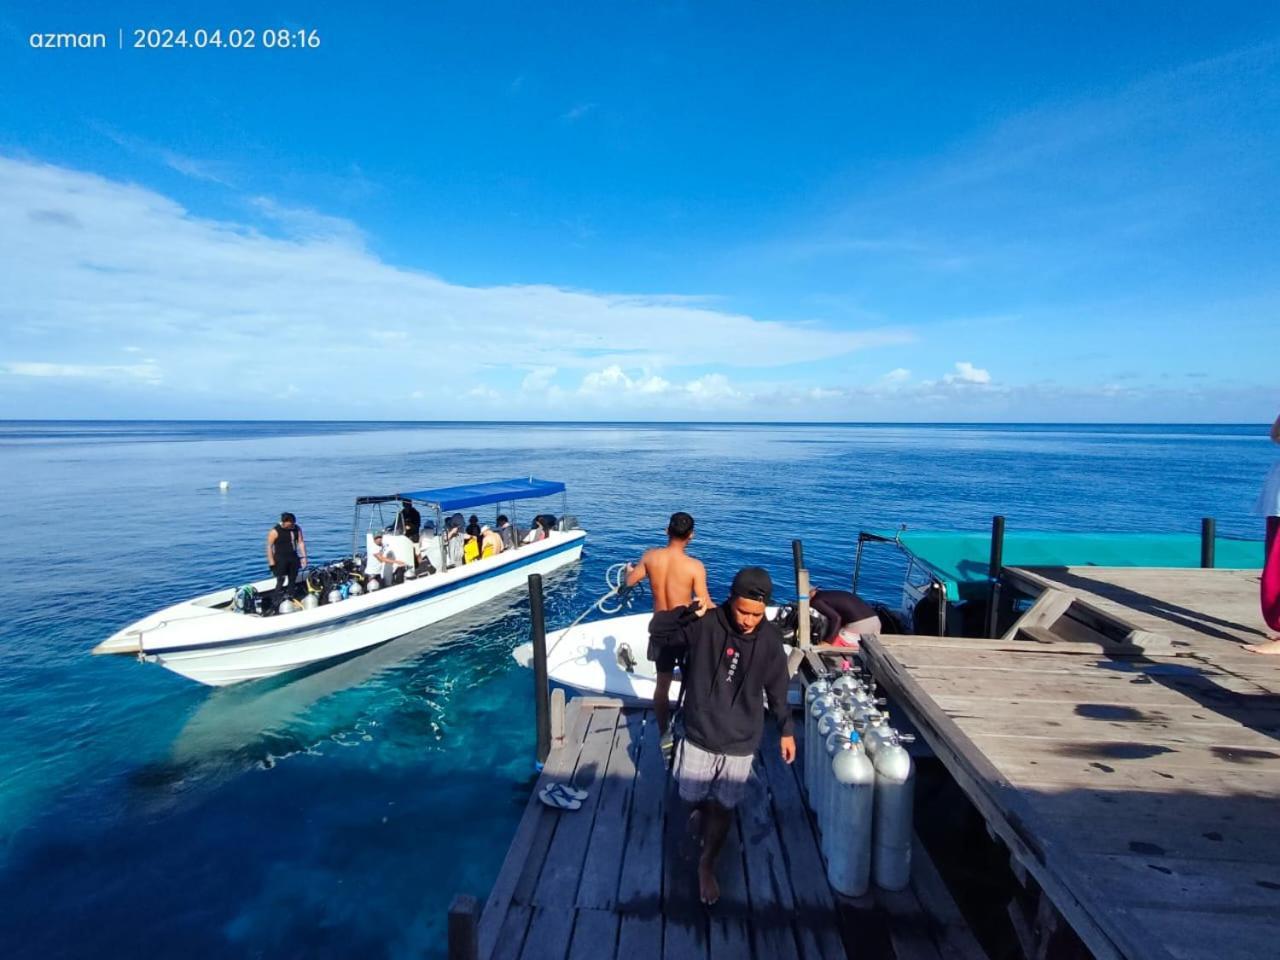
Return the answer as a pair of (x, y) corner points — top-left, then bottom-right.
(94, 478), (585, 686)
(512, 605), (792, 704)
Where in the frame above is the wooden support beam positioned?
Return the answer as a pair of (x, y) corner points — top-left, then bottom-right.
(448, 894), (479, 960)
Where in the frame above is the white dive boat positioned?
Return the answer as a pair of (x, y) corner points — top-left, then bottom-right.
(94, 477), (586, 686)
(512, 604), (795, 704)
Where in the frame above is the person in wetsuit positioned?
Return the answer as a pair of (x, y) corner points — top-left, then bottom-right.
(265, 512), (307, 598)
(808, 586), (881, 643)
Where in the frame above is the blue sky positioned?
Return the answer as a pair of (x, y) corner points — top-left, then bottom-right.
(0, 2), (1276, 421)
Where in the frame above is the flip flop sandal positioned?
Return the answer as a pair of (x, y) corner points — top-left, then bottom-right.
(555, 783), (590, 801)
(538, 783), (583, 811)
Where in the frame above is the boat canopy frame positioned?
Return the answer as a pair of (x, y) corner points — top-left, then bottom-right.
(349, 477), (570, 569)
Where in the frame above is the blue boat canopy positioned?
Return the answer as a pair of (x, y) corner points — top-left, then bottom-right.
(357, 478), (566, 512)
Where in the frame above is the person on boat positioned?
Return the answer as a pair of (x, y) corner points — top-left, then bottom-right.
(463, 516), (483, 564)
(626, 511), (713, 748)
(1246, 411), (1280, 654)
(371, 531), (408, 585)
(808, 586), (881, 645)
(395, 499), (421, 542)
(495, 515), (517, 551)
(444, 513), (465, 568)
(647, 566), (794, 906)
(265, 512), (307, 598)
(481, 525), (504, 557)
(522, 514), (555, 544)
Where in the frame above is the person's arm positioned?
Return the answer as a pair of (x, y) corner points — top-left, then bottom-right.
(647, 604), (701, 648)
(624, 553), (649, 588)
(297, 529), (307, 567)
(764, 645), (796, 762)
(266, 529), (277, 568)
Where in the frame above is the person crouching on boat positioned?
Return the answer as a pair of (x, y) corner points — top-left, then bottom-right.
(370, 532), (409, 585)
(625, 511), (713, 754)
(266, 512), (307, 599)
(648, 566), (795, 906)
(808, 586), (881, 647)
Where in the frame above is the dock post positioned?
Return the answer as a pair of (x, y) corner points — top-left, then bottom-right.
(528, 573), (551, 767)
(1200, 517), (1216, 569)
(447, 893), (479, 960)
(985, 515), (1006, 638)
(797, 568), (811, 649)
(792, 539), (805, 594)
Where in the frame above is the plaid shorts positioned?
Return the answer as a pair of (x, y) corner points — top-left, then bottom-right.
(673, 737), (755, 809)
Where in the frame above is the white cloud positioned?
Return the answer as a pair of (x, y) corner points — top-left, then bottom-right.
(881, 367), (911, 384)
(521, 366), (557, 392)
(1, 361), (162, 385)
(0, 156), (912, 418)
(944, 361), (991, 385)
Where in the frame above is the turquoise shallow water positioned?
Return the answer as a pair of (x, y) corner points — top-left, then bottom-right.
(0, 421), (1270, 958)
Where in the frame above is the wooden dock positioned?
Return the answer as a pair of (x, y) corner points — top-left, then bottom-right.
(456, 695), (987, 960)
(861, 565), (1280, 960)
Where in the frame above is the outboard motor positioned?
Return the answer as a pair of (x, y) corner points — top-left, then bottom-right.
(872, 731), (917, 891)
(826, 730), (875, 896)
(806, 692), (836, 804)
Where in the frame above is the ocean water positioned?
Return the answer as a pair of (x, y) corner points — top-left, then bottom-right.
(0, 421), (1270, 958)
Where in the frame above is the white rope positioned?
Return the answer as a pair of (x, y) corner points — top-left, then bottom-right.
(544, 563), (645, 659)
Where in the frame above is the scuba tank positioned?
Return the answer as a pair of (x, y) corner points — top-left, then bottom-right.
(803, 679), (831, 796)
(819, 717), (855, 847)
(806, 692), (836, 805)
(326, 588), (343, 605)
(302, 593), (320, 611)
(872, 731), (917, 891)
(826, 730), (875, 896)
(813, 707), (847, 819)
(862, 714), (894, 757)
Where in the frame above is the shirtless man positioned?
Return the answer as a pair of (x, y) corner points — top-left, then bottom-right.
(625, 512), (713, 749)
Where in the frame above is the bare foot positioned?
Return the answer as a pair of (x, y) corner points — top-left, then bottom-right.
(698, 860), (720, 906)
(1245, 638), (1280, 655)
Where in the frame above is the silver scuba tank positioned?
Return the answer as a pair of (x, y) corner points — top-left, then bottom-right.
(819, 718), (854, 846)
(806, 693), (836, 806)
(302, 594), (320, 611)
(814, 707), (846, 817)
(326, 588), (343, 605)
(826, 731), (875, 896)
(862, 714), (893, 757)
(872, 732), (916, 891)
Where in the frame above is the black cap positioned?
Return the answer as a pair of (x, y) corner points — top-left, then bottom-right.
(730, 566), (773, 603)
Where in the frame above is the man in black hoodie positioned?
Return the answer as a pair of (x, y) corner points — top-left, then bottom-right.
(648, 566), (795, 906)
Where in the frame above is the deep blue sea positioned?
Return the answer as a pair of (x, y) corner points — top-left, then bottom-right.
(0, 421), (1271, 958)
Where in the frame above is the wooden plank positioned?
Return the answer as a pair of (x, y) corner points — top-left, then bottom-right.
(792, 917), (848, 960)
(989, 754), (1280, 796)
(1127, 907), (1280, 960)
(927, 713), (1280, 749)
(876, 887), (944, 960)
(970, 732), (1280, 776)
(714, 798), (751, 915)
(663, 772), (703, 919)
(615, 914), (661, 960)
(616, 710), (665, 915)
(479, 702), (591, 960)
(707, 914), (752, 959)
(999, 587), (1074, 641)
(663, 914), (707, 960)
(757, 726), (836, 918)
(517, 905), (576, 960)
(750, 913), (801, 960)
(577, 710), (643, 909)
(1079, 852), (1280, 912)
(932, 695), (1280, 733)
(737, 754), (796, 916)
(567, 909), (619, 960)
(861, 635), (1167, 960)
(534, 705), (621, 908)
(488, 904), (533, 960)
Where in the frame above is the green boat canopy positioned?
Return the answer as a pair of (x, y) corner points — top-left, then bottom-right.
(861, 529), (1264, 603)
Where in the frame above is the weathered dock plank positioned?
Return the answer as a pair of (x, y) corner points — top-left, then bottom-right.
(863, 563), (1280, 960)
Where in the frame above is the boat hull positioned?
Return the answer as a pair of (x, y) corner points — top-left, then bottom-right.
(513, 606), (789, 704)
(100, 532), (585, 686)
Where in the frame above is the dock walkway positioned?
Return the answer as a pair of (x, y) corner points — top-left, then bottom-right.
(464, 696), (985, 960)
(862, 565), (1280, 960)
